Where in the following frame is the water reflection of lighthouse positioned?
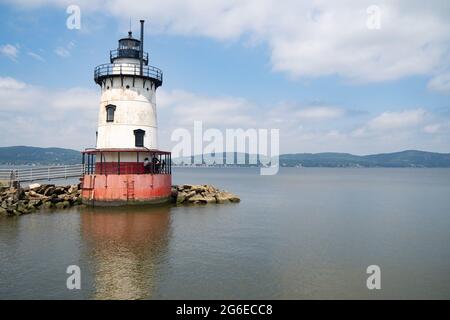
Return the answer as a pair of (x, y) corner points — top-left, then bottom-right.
(81, 20), (172, 206)
(80, 206), (171, 299)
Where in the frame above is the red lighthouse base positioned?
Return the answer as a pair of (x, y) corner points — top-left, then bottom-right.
(81, 173), (172, 206)
(81, 149), (173, 206)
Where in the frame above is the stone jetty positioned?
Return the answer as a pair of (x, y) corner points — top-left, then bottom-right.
(172, 184), (240, 205)
(0, 183), (240, 217)
(0, 183), (82, 217)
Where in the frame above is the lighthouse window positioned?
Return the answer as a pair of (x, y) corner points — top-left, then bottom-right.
(105, 104), (116, 122)
(134, 129), (145, 147)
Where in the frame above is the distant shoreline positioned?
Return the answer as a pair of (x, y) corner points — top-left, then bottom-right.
(1, 146), (450, 168)
(3, 165), (450, 170)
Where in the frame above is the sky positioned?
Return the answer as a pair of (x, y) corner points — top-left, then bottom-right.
(0, 0), (449, 155)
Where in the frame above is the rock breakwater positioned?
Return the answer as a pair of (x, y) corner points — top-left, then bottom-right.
(0, 184), (82, 217)
(172, 184), (240, 205)
(0, 183), (240, 217)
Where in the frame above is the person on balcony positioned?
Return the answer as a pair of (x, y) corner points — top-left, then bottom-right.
(144, 157), (151, 174)
(151, 156), (160, 174)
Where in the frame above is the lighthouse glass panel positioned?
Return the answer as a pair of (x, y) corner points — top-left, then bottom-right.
(106, 105), (116, 122)
(134, 129), (145, 147)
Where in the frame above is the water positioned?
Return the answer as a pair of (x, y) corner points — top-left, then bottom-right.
(1, 167), (450, 299)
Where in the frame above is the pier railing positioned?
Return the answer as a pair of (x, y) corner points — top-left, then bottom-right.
(0, 164), (84, 183)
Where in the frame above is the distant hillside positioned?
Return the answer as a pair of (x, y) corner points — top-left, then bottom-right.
(175, 150), (450, 168)
(280, 150), (450, 168)
(0, 146), (81, 165)
(1, 147), (450, 167)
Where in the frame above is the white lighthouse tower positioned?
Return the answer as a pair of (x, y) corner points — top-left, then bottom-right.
(81, 20), (172, 206)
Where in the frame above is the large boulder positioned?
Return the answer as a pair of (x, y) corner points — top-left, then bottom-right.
(68, 185), (78, 194)
(0, 180), (9, 193)
(28, 183), (41, 190)
(73, 197), (82, 205)
(53, 187), (66, 196)
(203, 196), (217, 203)
(0, 180), (9, 188)
(50, 195), (63, 204)
(42, 201), (54, 210)
(55, 201), (70, 209)
(176, 192), (187, 204)
(5, 187), (25, 202)
(191, 185), (207, 193)
(43, 186), (56, 196)
(28, 199), (43, 208)
(27, 190), (47, 199)
(26, 203), (37, 213)
(185, 190), (196, 199)
(36, 184), (55, 195)
(205, 185), (218, 193)
(16, 201), (30, 215)
(215, 192), (240, 204)
(188, 194), (207, 204)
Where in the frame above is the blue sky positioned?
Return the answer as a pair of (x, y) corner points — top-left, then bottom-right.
(0, 0), (449, 154)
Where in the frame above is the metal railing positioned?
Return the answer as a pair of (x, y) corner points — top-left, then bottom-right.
(94, 63), (163, 87)
(94, 161), (172, 176)
(110, 49), (148, 64)
(84, 150), (172, 176)
(0, 164), (85, 183)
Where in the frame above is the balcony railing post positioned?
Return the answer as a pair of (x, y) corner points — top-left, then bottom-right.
(118, 152), (120, 175)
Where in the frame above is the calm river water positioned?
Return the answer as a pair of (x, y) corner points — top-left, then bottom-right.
(1, 167), (450, 299)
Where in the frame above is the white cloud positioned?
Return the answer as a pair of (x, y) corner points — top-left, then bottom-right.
(0, 76), (97, 149)
(158, 89), (257, 127)
(0, 44), (19, 61)
(294, 107), (344, 121)
(343, 109), (450, 153)
(54, 41), (76, 58)
(158, 90), (349, 152)
(428, 72), (450, 94)
(54, 46), (71, 58)
(423, 123), (441, 134)
(368, 109), (426, 130)
(1, 76), (449, 154)
(5, 0), (450, 83)
(0, 77), (27, 90)
(27, 51), (45, 62)
(157, 89), (450, 154)
(158, 90), (343, 135)
(265, 104), (345, 127)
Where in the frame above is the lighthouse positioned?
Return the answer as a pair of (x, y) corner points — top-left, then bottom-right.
(81, 20), (172, 206)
